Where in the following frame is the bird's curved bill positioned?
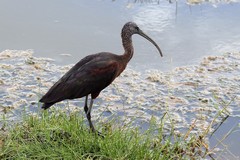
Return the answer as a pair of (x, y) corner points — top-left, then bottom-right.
(138, 30), (163, 57)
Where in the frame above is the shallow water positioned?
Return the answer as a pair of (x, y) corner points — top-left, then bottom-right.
(0, 0), (240, 158)
(0, 0), (240, 71)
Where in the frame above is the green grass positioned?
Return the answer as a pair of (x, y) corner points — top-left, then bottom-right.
(0, 110), (213, 160)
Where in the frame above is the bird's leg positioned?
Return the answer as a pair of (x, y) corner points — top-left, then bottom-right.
(84, 95), (89, 114)
(84, 95), (94, 131)
(86, 98), (95, 132)
(85, 97), (104, 137)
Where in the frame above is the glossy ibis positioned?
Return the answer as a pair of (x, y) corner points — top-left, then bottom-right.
(39, 22), (163, 133)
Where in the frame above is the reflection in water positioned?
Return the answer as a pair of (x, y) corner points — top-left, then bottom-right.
(133, 5), (174, 33)
(130, 1), (240, 71)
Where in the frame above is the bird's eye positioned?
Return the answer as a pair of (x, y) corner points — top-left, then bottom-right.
(135, 26), (139, 30)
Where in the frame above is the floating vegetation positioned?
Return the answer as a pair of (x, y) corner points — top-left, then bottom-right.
(0, 49), (239, 133)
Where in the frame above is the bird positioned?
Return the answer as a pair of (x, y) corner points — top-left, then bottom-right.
(39, 22), (163, 134)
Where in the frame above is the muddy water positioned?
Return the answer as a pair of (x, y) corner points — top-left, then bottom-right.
(0, 0), (240, 159)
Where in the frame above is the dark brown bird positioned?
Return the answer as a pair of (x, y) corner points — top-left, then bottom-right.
(39, 22), (163, 133)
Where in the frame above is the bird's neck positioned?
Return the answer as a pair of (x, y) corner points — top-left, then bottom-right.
(121, 32), (134, 63)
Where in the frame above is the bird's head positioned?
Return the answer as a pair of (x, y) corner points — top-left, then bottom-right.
(124, 22), (141, 34)
(122, 22), (163, 57)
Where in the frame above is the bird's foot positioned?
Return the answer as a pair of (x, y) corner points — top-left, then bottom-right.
(90, 128), (105, 138)
(96, 130), (105, 138)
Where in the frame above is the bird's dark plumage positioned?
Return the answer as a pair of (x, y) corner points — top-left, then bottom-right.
(39, 22), (163, 133)
(39, 53), (121, 107)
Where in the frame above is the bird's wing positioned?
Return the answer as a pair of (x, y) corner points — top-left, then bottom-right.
(40, 56), (119, 104)
(61, 54), (98, 80)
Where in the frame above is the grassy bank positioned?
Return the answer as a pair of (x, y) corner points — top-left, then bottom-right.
(0, 110), (214, 160)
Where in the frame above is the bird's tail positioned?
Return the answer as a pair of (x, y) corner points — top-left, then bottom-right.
(41, 103), (54, 110)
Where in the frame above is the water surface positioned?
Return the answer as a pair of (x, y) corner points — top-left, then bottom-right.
(0, 0), (240, 71)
